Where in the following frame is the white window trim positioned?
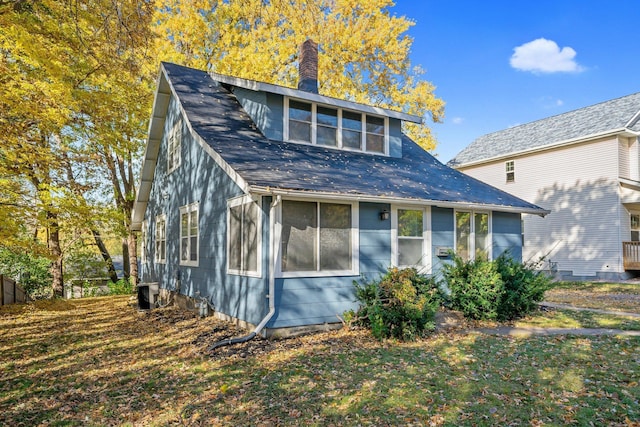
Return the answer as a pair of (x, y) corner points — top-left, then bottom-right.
(167, 118), (182, 174)
(275, 198), (360, 278)
(227, 195), (263, 278)
(283, 97), (389, 155)
(391, 206), (431, 274)
(454, 210), (492, 261)
(154, 214), (166, 264)
(179, 202), (199, 267)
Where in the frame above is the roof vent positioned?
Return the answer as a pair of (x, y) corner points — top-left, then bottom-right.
(297, 39), (319, 94)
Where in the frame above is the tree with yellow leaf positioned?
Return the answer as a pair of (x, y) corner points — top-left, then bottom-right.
(0, 0), (155, 295)
(154, 0), (444, 150)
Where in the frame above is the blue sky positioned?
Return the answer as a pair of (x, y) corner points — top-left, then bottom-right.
(390, 0), (640, 162)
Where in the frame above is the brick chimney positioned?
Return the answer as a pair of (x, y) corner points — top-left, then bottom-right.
(297, 39), (319, 94)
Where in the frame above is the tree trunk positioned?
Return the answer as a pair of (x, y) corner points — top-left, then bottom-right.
(127, 232), (138, 287)
(48, 213), (64, 298)
(91, 229), (118, 283)
(122, 238), (130, 280)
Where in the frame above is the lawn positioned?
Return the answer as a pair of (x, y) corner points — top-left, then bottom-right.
(0, 289), (639, 426)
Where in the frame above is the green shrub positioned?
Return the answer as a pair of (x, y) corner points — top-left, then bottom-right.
(442, 255), (503, 320)
(108, 278), (134, 295)
(349, 267), (441, 341)
(495, 255), (552, 320)
(0, 248), (52, 300)
(442, 253), (552, 321)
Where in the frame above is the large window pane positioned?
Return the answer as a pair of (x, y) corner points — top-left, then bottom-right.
(398, 239), (423, 266)
(456, 211), (471, 261)
(474, 213), (489, 260)
(243, 202), (259, 272)
(320, 203), (352, 270)
(281, 201), (317, 272)
(229, 205), (242, 270)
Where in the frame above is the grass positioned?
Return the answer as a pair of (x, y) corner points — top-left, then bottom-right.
(0, 289), (639, 426)
(544, 281), (640, 313)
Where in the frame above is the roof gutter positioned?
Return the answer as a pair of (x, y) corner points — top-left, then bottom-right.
(454, 128), (640, 169)
(250, 186), (550, 217)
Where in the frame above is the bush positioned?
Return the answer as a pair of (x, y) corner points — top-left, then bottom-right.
(348, 267), (441, 341)
(0, 248), (52, 300)
(442, 253), (552, 321)
(108, 278), (134, 295)
(495, 255), (552, 320)
(442, 255), (503, 320)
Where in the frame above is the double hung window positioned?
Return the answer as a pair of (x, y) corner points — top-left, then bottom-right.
(505, 160), (515, 183)
(155, 215), (166, 263)
(167, 118), (182, 173)
(228, 197), (261, 276)
(455, 211), (490, 261)
(395, 208), (427, 267)
(180, 203), (198, 266)
(280, 200), (356, 275)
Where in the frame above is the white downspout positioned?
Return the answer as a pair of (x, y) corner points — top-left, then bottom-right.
(209, 195), (281, 350)
(252, 194), (280, 336)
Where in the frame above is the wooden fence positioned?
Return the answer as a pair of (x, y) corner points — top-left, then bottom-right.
(0, 275), (28, 306)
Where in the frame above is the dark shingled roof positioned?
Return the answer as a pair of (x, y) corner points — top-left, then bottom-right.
(449, 92), (640, 166)
(164, 62), (545, 213)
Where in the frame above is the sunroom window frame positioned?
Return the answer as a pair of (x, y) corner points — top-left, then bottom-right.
(283, 97), (389, 155)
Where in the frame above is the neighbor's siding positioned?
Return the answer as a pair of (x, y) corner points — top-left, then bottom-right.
(458, 136), (622, 276)
(141, 95), (268, 325)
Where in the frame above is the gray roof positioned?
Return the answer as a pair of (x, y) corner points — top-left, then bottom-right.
(449, 92), (640, 166)
(159, 63), (547, 215)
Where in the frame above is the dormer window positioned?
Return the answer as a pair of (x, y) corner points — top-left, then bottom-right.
(285, 97), (388, 154)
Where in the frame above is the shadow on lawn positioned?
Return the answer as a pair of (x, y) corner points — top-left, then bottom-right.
(1, 297), (638, 426)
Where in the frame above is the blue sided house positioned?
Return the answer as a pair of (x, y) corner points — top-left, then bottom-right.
(131, 42), (548, 336)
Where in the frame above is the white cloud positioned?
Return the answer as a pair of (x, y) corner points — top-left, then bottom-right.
(451, 117), (464, 125)
(510, 38), (584, 73)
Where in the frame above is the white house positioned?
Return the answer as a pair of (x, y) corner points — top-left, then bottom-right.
(449, 92), (640, 280)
